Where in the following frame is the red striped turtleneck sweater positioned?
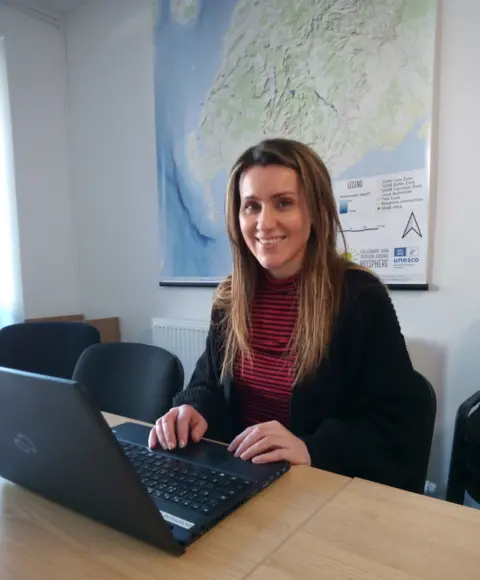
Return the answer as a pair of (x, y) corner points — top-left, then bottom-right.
(234, 271), (298, 429)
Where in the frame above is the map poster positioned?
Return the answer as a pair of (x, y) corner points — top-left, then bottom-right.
(155, 0), (437, 288)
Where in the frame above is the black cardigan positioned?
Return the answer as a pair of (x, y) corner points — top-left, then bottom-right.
(173, 269), (424, 491)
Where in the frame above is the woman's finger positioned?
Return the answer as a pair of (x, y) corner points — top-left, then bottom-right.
(162, 408), (179, 449)
(148, 426), (157, 449)
(176, 407), (194, 448)
(238, 435), (281, 461)
(190, 415), (208, 442)
(233, 426), (266, 458)
(154, 418), (168, 450)
(251, 448), (286, 464)
(227, 425), (255, 453)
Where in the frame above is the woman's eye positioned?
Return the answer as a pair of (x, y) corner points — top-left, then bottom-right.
(243, 202), (259, 212)
(278, 198), (293, 208)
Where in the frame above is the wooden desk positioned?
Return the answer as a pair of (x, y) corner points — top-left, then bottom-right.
(247, 477), (480, 580)
(0, 413), (349, 580)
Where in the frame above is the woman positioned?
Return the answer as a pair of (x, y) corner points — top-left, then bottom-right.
(149, 138), (425, 490)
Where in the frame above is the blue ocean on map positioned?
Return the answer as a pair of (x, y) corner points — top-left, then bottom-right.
(155, 1), (430, 282)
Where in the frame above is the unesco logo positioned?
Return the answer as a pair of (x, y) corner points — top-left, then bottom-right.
(394, 247), (419, 263)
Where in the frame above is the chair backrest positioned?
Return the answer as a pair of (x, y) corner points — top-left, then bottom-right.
(446, 389), (480, 504)
(72, 342), (184, 423)
(0, 322), (101, 379)
(408, 369), (437, 494)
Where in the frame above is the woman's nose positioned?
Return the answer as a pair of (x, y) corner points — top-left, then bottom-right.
(257, 206), (276, 231)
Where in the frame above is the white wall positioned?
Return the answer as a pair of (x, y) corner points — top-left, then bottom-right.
(391, 0), (480, 494)
(65, 0), (213, 345)
(0, 4), (79, 318)
(65, 0), (480, 493)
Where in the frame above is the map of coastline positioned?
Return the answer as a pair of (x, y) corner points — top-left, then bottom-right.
(155, 0), (436, 284)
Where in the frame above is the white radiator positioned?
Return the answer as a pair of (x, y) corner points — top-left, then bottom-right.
(151, 318), (210, 387)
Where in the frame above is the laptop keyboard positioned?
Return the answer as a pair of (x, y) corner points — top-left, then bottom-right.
(120, 441), (252, 515)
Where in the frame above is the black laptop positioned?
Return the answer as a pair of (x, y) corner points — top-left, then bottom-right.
(0, 367), (289, 554)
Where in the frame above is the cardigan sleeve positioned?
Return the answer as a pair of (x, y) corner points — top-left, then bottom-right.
(171, 307), (232, 441)
(300, 272), (421, 489)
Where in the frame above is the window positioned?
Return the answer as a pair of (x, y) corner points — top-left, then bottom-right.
(0, 37), (22, 327)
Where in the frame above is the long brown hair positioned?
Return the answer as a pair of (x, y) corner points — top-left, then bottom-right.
(214, 138), (351, 384)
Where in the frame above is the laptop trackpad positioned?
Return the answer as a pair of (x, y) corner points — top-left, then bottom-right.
(112, 421), (284, 481)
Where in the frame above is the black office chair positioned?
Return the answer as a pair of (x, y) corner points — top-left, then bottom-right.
(0, 321), (101, 379)
(407, 370), (437, 494)
(72, 342), (184, 423)
(446, 390), (480, 505)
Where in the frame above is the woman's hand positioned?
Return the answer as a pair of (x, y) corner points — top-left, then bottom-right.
(148, 405), (208, 450)
(227, 420), (311, 465)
